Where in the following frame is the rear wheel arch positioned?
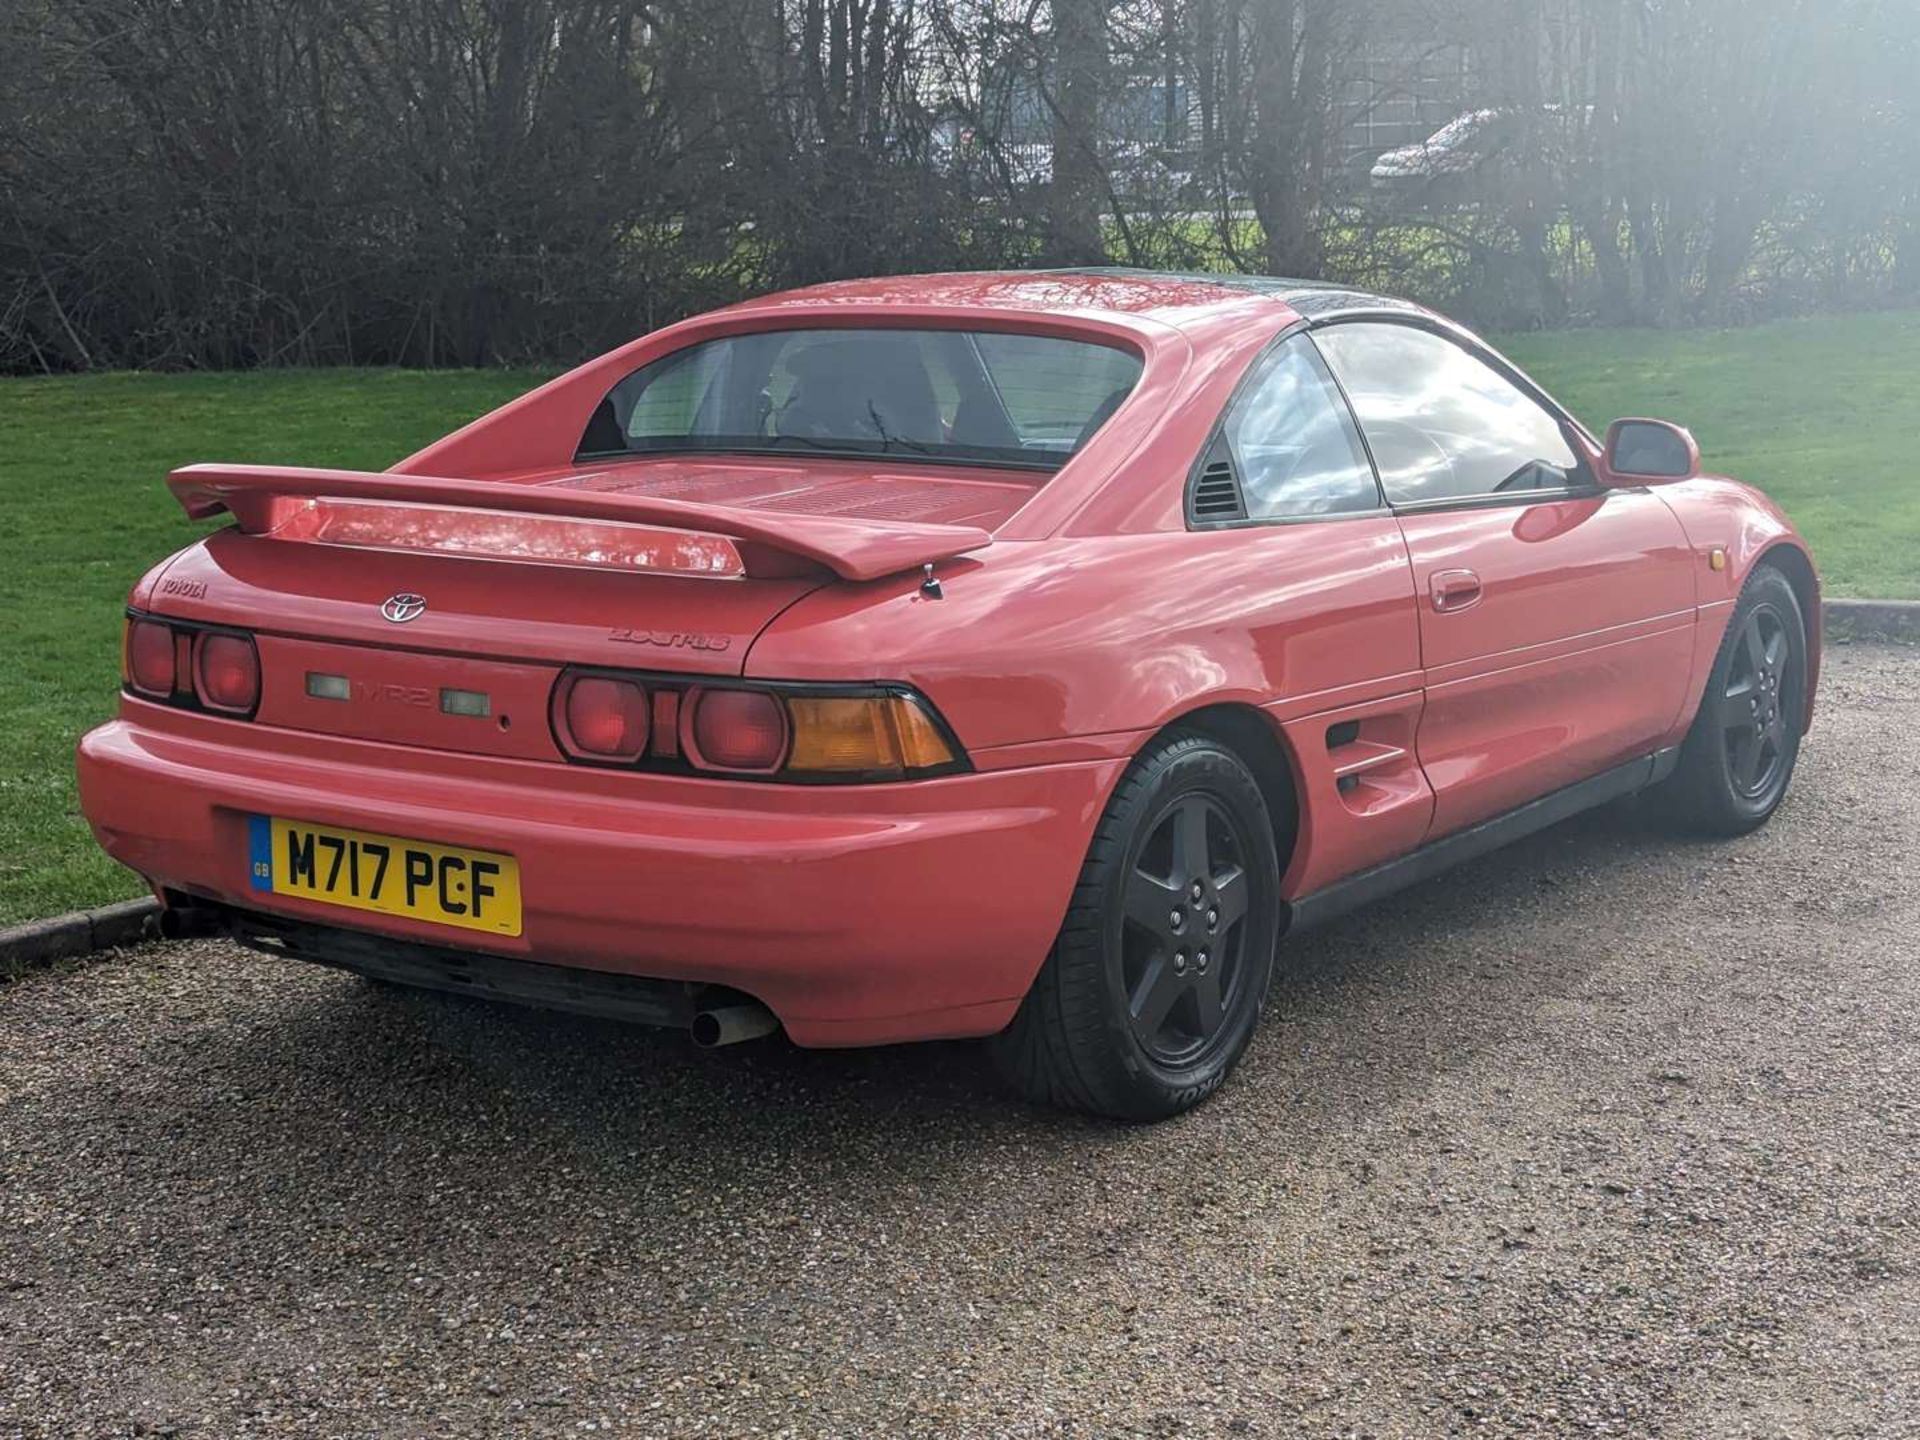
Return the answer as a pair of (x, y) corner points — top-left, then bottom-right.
(1140, 703), (1302, 881)
(992, 715), (1289, 1118)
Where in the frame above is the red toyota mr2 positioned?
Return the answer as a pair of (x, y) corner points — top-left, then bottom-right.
(77, 270), (1819, 1119)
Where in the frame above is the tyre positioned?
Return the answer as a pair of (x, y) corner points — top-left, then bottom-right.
(1656, 563), (1808, 836)
(989, 731), (1283, 1121)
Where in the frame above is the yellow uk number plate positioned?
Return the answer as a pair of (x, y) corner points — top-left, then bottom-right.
(247, 816), (522, 936)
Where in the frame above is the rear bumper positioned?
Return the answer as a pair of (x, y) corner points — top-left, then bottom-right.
(76, 703), (1121, 1045)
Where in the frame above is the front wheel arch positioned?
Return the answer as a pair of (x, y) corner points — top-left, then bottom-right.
(1750, 541), (1820, 734)
(1655, 561), (1809, 836)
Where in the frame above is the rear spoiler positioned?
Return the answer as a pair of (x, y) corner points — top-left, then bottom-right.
(167, 463), (993, 583)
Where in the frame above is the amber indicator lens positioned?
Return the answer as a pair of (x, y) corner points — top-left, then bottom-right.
(786, 695), (957, 776)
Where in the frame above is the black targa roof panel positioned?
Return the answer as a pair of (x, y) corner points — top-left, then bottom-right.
(1043, 266), (1430, 321)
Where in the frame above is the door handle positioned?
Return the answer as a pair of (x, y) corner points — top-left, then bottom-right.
(1429, 568), (1483, 613)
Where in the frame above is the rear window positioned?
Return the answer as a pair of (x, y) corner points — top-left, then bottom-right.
(580, 328), (1144, 470)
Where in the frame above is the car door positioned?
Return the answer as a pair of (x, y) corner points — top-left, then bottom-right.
(1313, 321), (1697, 838)
(1189, 331), (1433, 899)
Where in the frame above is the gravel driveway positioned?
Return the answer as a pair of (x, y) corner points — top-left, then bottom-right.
(4, 642), (1917, 1439)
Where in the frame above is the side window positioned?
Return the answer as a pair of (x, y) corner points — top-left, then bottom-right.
(1215, 333), (1380, 520)
(1313, 323), (1584, 505)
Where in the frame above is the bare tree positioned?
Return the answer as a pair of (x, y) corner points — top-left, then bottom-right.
(1239, 1), (1353, 277)
(1, 0), (1913, 371)
(1047, 0), (1108, 262)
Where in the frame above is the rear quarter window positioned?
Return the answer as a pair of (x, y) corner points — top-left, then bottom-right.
(1217, 334), (1381, 520)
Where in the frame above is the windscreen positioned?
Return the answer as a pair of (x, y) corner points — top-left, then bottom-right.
(579, 327), (1144, 470)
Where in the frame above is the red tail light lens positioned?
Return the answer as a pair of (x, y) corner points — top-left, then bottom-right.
(124, 613), (262, 719)
(125, 619), (177, 697)
(558, 676), (650, 760)
(193, 632), (260, 713)
(687, 689), (789, 772)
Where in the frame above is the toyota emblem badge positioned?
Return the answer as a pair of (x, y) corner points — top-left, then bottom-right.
(380, 592), (427, 624)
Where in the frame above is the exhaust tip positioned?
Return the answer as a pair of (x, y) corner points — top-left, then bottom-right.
(690, 1002), (780, 1048)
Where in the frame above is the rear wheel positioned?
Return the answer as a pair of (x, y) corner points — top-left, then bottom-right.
(990, 731), (1281, 1121)
(1656, 563), (1807, 836)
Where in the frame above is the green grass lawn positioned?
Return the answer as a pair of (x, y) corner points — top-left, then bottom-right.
(0, 369), (549, 927)
(3, 309), (1917, 925)
(1499, 312), (1920, 602)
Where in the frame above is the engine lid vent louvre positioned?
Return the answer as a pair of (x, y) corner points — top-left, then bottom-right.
(1190, 455), (1247, 522)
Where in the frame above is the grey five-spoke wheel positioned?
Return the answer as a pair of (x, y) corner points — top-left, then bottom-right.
(1657, 563), (1807, 836)
(1719, 603), (1795, 801)
(990, 730), (1282, 1120)
(1122, 795), (1254, 1065)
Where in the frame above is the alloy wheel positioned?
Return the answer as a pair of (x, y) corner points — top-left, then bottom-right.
(1720, 602), (1797, 800)
(1120, 793), (1253, 1065)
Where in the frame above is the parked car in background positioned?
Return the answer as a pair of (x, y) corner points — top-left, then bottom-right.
(1370, 105), (1588, 207)
(1371, 109), (1503, 184)
(1109, 141), (1200, 203)
(77, 270), (1819, 1120)
(929, 124), (1055, 191)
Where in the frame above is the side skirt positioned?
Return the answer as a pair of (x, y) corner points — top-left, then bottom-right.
(1285, 745), (1681, 935)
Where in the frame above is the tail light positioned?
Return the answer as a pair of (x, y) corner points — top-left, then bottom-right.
(124, 612), (260, 719)
(193, 632), (260, 713)
(554, 674), (650, 761)
(124, 619), (178, 698)
(550, 668), (965, 783)
(686, 690), (789, 772)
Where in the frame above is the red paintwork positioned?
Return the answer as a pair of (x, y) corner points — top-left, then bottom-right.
(77, 271), (1821, 1046)
(1393, 491), (1698, 834)
(1597, 417), (1701, 489)
(80, 700), (1114, 1045)
(536, 455), (1043, 528)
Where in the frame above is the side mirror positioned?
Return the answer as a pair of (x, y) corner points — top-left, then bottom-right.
(1599, 418), (1700, 487)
